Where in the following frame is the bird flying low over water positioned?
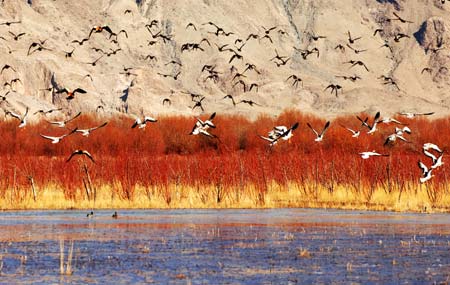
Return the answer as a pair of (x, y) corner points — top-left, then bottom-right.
(307, 121), (330, 142)
(359, 151), (389, 159)
(131, 116), (157, 129)
(66, 149), (95, 163)
(5, 107), (29, 128)
(75, 122), (108, 136)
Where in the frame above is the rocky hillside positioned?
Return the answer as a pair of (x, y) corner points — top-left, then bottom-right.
(0, 0), (449, 120)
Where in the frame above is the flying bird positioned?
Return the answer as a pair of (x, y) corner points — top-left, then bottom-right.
(75, 122), (108, 137)
(307, 121), (331, 142)
(359, 151), (389, 159)
(57, 88), (87, 100)
(5, 107), (29, 128)
(418, 161), (433, 183)
(66, 150), (95, 163)
(47, 112), (81, 127)
(131, 116), (157, 129)
(40, 128), (77, 144)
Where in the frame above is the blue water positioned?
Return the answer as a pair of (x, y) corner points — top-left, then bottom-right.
(0, 209), (449, 284)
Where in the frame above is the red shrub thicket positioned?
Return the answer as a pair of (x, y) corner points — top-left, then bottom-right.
(0, 110), (448, 202)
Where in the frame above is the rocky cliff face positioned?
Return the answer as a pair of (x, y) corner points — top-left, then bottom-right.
(1, 0), (450, 120)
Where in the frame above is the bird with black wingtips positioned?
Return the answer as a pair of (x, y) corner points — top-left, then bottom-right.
(307, 121), (331, 142)
(56, 88), (87, 100)
(75, 122), (108, 137)
(67, 150), (95, 163)
(40, 128), (78, 144)
(88, 25), (114, 39)
(5, 107), (29, 128)
(47, 112), (81, 128)
(131, 116), (157, 129)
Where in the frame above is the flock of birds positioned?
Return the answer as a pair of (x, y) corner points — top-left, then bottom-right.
(0, 3), (448, 190)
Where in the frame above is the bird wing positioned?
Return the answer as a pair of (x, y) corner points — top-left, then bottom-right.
(306, 123), (319, 137)
(90, 122), (108, 131)
(5, 111), (21, 120)
(423, 150), (437, 162)
(418, 161), (428, 175)
(320, 121), (331, 136)
(144, 116), (157, 123)
(73, 88), (87, 94)
(65, 112), (81, 123)
(209, 112), (216, 120)
(82, 151), (95, 163)
(40, 134), (58, 141)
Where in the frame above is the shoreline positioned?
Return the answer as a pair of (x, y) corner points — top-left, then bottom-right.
(1, 183), (449, 213)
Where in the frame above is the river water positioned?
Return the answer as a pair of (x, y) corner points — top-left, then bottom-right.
(0, 209), (449, 284)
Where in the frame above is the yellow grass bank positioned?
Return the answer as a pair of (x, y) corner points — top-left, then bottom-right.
(1, 181), (449, 213)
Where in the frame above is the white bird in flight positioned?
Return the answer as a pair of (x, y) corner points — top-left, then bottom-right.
(47, 112), (81, 128)
(131, 116), (157, 129)
(5, 107), (29, 128)
(40, 128), (77, 144)
(418, 161), (433, 183)
(75, 122), (108, 136)
(359, 151), (389, 159)
(307, 121), (330, 142)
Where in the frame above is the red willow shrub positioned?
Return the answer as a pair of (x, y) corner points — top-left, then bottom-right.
(0, 110), (448, 201)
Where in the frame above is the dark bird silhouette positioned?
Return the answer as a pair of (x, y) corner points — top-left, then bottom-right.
(346, 44), (367, 54)
(233, 80), (247, 92)
(57, 88), (87, 100)
(27, 41), (52, 55)
(246, 33), (259, 42)
(380, 41), (393, 53)
(186, 22), (197, 31)
(248, 83), (259, 92)
(106, 48), (122, 57)
(347, 31), (362, 44)
(223, 94), (236, 106)
(325, 84), (343, 97)
(165, 60), (182, 67)
(286, 75), (303, 88)
(33, 108), (63, 116)
(336, 75), (361, 82)
(294, 47), (320, 59)
(9, 31), (26, 41)
(109, 30), (128, 41)
(88, 25), (114, 38)
(64, 48), (75, 58)
(243, 63), (260, 74)
(239, 99), (261, 107)
(112, 211), (118, 219)
(393, 33), (410, 42)
(350, 60), (369, 72)
(391, 12), (413, 23)
(421, 67), (432, 74)
(162, 98), (171, 106)
(0, 20), (21, 26)
(334, 44), (346, 52)
(144, 54), (157, 62)
(84, 56), (103, 67)
(71, 37), (89, 46)
(66, 150), (95, 163)
(308, 32), (326, 41)
(157, 71), (181, 80)
(191, 97), (205, 111)
(229, 52), (243, 64)
(124, 9), (132, 14)
(373, 29), (384, 37)
(1, 64), (16, 74)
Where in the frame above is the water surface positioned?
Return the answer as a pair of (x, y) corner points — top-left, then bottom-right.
(0, 209), (449, 284)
